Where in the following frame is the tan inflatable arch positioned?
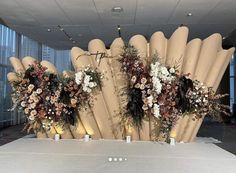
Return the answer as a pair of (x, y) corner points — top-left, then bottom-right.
(7, 26), (235, 142)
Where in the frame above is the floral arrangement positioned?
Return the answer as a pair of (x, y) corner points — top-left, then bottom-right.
(10, 61), (101, 134)
(119, 46), (230, 141)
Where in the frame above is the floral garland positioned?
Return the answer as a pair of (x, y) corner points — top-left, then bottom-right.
(10, 61), (101, 134)
(119, 46), (230, 141)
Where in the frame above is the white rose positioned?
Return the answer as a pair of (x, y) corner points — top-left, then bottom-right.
(152, 78), (162, 94)
(30, 103), (36, 109)
(21, 101), (26, 107)
(75, 72), (84, 85)
(89, 82), (97, 88)
(84, 75), (91, 83)
(86, 88), (92, 93)
(169, 68), (175, 74)
(147, 95), (153, 107)
(29, 115), (35, 121)
(36, 88), (42, 94)
(153, 104), (161, 119)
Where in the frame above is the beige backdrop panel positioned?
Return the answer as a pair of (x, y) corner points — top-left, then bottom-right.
(9, 57), (25, 73)
(41, 60), (57, 74)
(194, 34), (222, 82)
(71, 47), (113, 139)
(129, 35), (148, 65)
(62, 70), (86, 139)
(129, 35), (150, 141)
(40, 60), (73, 139)
(88, 39), (123, 139)
(188, 47), (235, 142)
(22, 56), (37, 69)
(149, 32), (167, 65)
(166, 26), (189, 70)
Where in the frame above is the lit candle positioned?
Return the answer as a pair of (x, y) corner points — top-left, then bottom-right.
(170, 137), (175, 146)
(170, 130), (176, 146)
(84, 134), (90, 142)
(54, 134), (60, 141)
(126, 135), (131, 143)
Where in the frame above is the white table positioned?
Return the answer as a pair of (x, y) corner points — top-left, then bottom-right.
(0, 138), (236, 173)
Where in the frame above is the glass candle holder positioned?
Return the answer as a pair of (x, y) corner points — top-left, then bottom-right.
(54, 134), (60, 141)
(126, 135), (131, 143)
(84, 134), (90, 142)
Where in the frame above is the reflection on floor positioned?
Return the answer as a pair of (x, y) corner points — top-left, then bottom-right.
(0, 122), (236, 155)
(198, 121), (236, 155)
(0, 124), (27, 146)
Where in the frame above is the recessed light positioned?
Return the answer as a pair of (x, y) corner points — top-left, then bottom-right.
(111, 6), (124, 13)
(187, 12), (193, 17)
(117, 25), (121, 30)
(47, 28), (51, 32)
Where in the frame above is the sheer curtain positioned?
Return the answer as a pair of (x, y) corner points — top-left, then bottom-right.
(0, 24), (72, 129)
(55, 50), (71, 72)
(20, 35), (40, 59)
(42, 44), (55, 63)
(42, 44), (71, 72)
(230, 54), (235, 113)
(0, 24), (16, 128)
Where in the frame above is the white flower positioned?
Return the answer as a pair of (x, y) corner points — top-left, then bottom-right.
(21, 101), (26, 108)
(152, 77), (162, 94)
(28, 115), (35, 121)
(153, 104), (161, 119)
(30, 110), (37, 116)
(158, 67), (172, 81)
(30, 103), (36, 109)
(84, 75), (91, 83)
(28, 84), (35, 91)
(82, 86), (92, 93)
(75, 71), (84, 85)
(150, 62), (160, 77)
(89, 82), (97, 88)
(169, 68), (175, 74)
(147, 95), (153, 107)
(36, 88), (42, 94)
(160, 67), (169, 75)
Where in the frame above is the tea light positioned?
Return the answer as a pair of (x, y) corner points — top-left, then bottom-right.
(84, 134), (90, 142)
(54, 134), (60, 141)
(170, 137), (175, 146)
(126, 135), (131, 143)
(108, 157), (113, 162)
(113, 157), (118, 162)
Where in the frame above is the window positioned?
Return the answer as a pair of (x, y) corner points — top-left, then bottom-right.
(42, 44), (71, 72)
(55, 50), (71, 72)
(42, 44), (55, 63)
(230, 54), (235, 113)
(0, 24), (16, 128)
(20, 35), (40, 59)
(0, 24), (72, 129)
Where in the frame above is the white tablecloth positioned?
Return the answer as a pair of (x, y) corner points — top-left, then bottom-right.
(0, 138), (235, 173)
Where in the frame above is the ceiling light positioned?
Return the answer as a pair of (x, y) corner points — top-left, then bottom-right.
(47, 28), (51, 32)
(117, 25), (121, 30)
(187, 12), (193, 17)
(111, 6), (124, 13)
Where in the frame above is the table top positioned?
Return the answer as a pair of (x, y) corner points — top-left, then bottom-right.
(0, 138), (236, 173)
